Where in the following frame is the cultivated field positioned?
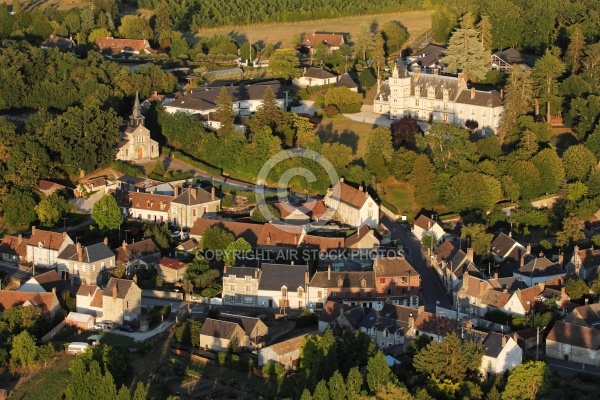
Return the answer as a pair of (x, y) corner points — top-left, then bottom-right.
(193, 10), (433, 47)
(3, 0), (90, 10)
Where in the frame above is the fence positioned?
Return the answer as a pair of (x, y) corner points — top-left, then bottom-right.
(41, 320), (67, 342)
(142, 290), (184, 300)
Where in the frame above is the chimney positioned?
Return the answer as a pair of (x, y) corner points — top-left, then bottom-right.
(266, 233), (271, 246)
(17, 234), (22, 245)
(408, 312), (414, 327)
(585, 298), (589, 305)
(122, 240), (127, 250)
(340, 177), (344, 183)
(358, 184), (363, 192)
(470, 87), (475, 99)
(32, 226), (36, 236)
(503, 285), (508, 294)
(291, 260), (295, 265)
(104, 237), (108, 246)
(52, 287), (56, 294)
(539, 251), (544, 258)
(413, 66), (420, 79)
(466, 248), (474, 263)
(520, 255), (525, 268)
(561, 286), (566, 297)
(223, 264), (227, 274)
(558, 252), (564, 267)
(77, 242), (83, 262)
(112, 282), (118, 297)
(500, 89), (504, 99)
(433, 69), (439, 75)
(526, 244), (532, 255)
(63, 231), (67, 238)
(501, 334), (507, 347)
(493, 272), (498, 280)
(457, 73), (466, 88)
(211, 186), (215, 201)
(328, 264), (331, 280)
(463, 272), (470, 290)
(254, 269), (259, 279)
(509, 231), (512, 238)
(174, 186), (180, 197)
(305, 270), (309, 284)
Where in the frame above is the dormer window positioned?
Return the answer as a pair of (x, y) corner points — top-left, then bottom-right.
(360, 277), (367, 288)
(415, 87), (421, 97)
(337, 277), (344, 287)
(298, 287), (304, 297)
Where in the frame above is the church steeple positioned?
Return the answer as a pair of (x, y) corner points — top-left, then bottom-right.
(129, 91), (145, 128)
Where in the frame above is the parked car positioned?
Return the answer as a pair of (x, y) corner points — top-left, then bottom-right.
(171, 231), (182, 238)
(93, 323), (109, 331)
(118, 325), (134, 332)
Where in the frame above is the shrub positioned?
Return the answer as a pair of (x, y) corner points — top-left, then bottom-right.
(465, 119), (479, 131)
(323, 104), (340, 117)
(324, 86), (363, 114)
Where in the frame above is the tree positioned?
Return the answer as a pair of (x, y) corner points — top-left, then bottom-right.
(567, 25), (585, 74)
(10, 331), (38, 367)
(476, 136), (502, 160)
(556, 216), (585, 248)
(531, 148), (564, 194)
(502, 361), (550, 400)
(3, 189), (36, 229)
(365, 126), (394, 163)
(509, 160), (542, 200)
(445, 172), (502, 212)
(37, 343), (55, 368)
(499, 66), (534, 143)
(324, 87), (362, 113)
(410, 155), (437, 209)
(320, 143), (353, 173)
(460, 12), (475, 29)
(562, 144), (597, 182)
(354, 25), (373, 61)
(313, 42), (328, 67)
(477, 15), (492, 50)
(328, 370), (347, 400)
(250, 204), (281, 223)
(118, 15), (153, 40)
(421, 234), (437, 252)
(249, 86), (286, 136)
(239, 42), (258, 61)
(431, 9), (455, 43)
(532, 50), (565, 125)
(416, 122), (477, 173)
(588, 169), (600, 197)
(442, 28), (490, 81)
(358, 68), (376, 89)
(92, 195), (122, 230)
(35, 194), (69, 227)
(413, 333), (483, 382)
(269, 49), (300, 81)
(201, 226), (234, 255)
(392, 149), (418, 181)
(223, 238), (251, 266)
(66, 359), (119, 400)
(371, 32), (386, 80)
(215, 87), (235, 133)
(170, 37), (189, 58)
(313, 380), (330, 400)
(153, 1), (172, 38)
(391, 116), (421, 148)
(88, 28), (112, 44)
(461, 224), (493, 256)
(567, 182), (588, 203)
(366, 351), (392, 394)
(381, 21), (408, 55)
(345, 366), (363, 400)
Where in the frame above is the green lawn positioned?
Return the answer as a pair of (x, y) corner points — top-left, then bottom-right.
(379, 178), (419, 217)
(314, 118), (376, 158)
(8, 355), (72, 400)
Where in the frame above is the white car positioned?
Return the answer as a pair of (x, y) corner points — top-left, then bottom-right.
(93, 323), (110, 331)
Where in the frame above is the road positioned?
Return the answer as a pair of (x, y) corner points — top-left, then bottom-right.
(545, 357), (600, 376)
(382, 216), (451, 312)
(0, 261), (32, 285)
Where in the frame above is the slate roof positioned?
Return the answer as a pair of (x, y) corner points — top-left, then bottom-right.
(220, 313), (264, 337)
(159, 257), (187, 270)
(28, 229), (71, 251)
(303, 68), (336, 79)
(103, 278), (136, 298)
(565, 303), (600, 327)
(129, 192), (172, 212)
(58, 242), (115, 264)
(190, 218), (264, 246)
(172, 187), (218, 206)
(0, 291), (59, 315)
(115, 239), (161, 264)
(358, 304), (418, 335)
(200, 318), (244, 340)
(516, 257), (564, 278)
(488, 277), (528, 292)
(309, 270), (375, 289)
(492, 48), (538, 68)
(335, 73), (358, 89)
(373, 257), (418, 278)
(265, 333), (311, 355)
(258, 263), (307, 291)
(329, 180), (369, 209)
(482, 332), (512, 358)
(546, 321), (600, 350)
(414, 43), (446, 58)
(491, 233), (522, 259)
(455, 89), (503, 108)
(166, 81), (284, 113)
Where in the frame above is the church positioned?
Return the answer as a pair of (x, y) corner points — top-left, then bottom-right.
(116, 93), (160, 162)
(373, 61), (503, 134)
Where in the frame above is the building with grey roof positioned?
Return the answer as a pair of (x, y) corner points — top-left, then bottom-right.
(374, 60), (503, 134)
(56, 240), (116, 285)
(257, 263), (309, 311)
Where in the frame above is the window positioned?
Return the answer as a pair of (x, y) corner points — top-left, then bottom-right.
(317, 291), (322, 298)
(101, 261), (105, 268)
(193, 209), (197, 217)
(230, 285), (236, 291)
(415, 99), (420, 107)
(245, 285), (251, 293)
(368, 210), (373, 217)
(443, 103), (448, 111)
(368, 202), (373, 207)
(332, 292), (337, 298)
(402, 276), (408, 284)
(392, 277), (397, 284)
(299, 301), (303, 309)
(384, 330), (389, 338)
(110, 260), (113, 267)
(282, 288), (287, 297)
(482, 109), (487, 117)
(81, 265), (87, 273)
(245, 276), (251, 281)
(298, 288), (304, 297)
(229, 296), (235, 303)
(360, 279), (366, 288)
(471, 107), (475, 115)
(387, 289), (392, 295)
(443, 113), (448, 122)
(380, 278), (385, 284)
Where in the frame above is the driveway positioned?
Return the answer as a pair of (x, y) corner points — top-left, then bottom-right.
(70, 190), (105, 214)
(291, 100), (316, 115)
(110, 301), (189, 342)
(343, 105), (430, 131)
(381, 216), (451, 312)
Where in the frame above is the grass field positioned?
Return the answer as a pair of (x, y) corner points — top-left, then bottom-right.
(193, 10), (433, 47)
(8, 355), (72, 400)
(379, 178), (419, 217)
(314, 118), (376, 157)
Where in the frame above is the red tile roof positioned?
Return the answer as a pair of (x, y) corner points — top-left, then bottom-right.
(28, 228), (71, 251)
(329, 180), (369, 209)
(304, 32), (345, 48)
(96, 37), (153, 53)
(257, 223), (304, 247)
(0, 291), (60, 316)
(0, 234), (28, 259)
(159, 257), (187, 270)
(129, 192), (172, 213)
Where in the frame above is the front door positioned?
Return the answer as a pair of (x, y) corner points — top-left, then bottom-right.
(137, 147), (143, 159)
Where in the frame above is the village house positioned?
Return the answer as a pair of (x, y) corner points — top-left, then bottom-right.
(170, 187), (221, 228)
(76, 284), (103, 317)
(317, 301), (367, 333)
(273, 199), (330, 224)
(0, 234), (27, 263)
(132, 179), (174, 196)
(344, 225), (381, 249)
(256, 223), (307, 250)
(116, 175), (145, 192)
(566, 245), (600, 283)
(96, 37), (154, 55)
(564, 303), (600, 328)
(412, 215), (447, 247)
(498, 279), (569, 317)
(65, 312), (95, 330)
(102, 278), (142, 324)
(413, 312), (456, 343)
(190, 219), (264, 247)
(26, 227), (74, 268)
(323, 178), (379, 228)
(308, 267), (378, 309)
(0, 290), (61, 319)
(405, 43), (446, 73)
(17, 270), (69, 294)
(199, 318), (247, 352)
(456, 272), (494, 317)
(258, 333), (311, 371)
(74, 177), (107, 198)
(293, 68), (338, 87)
(128, 192), (172, 223)
(373, 257), (420, 307)
(56, 239), (116, 285)
(433, 241), (481, 291)
(116, 93), (160, 162)
(302, 32), (345, 53)
(165, 81), (286, 117)
(478, 331), (523, 376)
(335, 73), (359, 92)
(37, 180), (66, 196)
(219, 313), (269, 349)
(546, 321), (600, 367)
(257, 263), (309, 310)
(374, 62), (503, 134)
(222, 266), (261, 307)
(513, 255), (565, 286)
(491, 48), (538, 71)
(41, 34), (75, 51)
(115, 239), (162, 277)
(157, 257), (187, 283)
(176, 239), (198, 257)
(359, 304), (423, 351)
(490, 233), (528, 264)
